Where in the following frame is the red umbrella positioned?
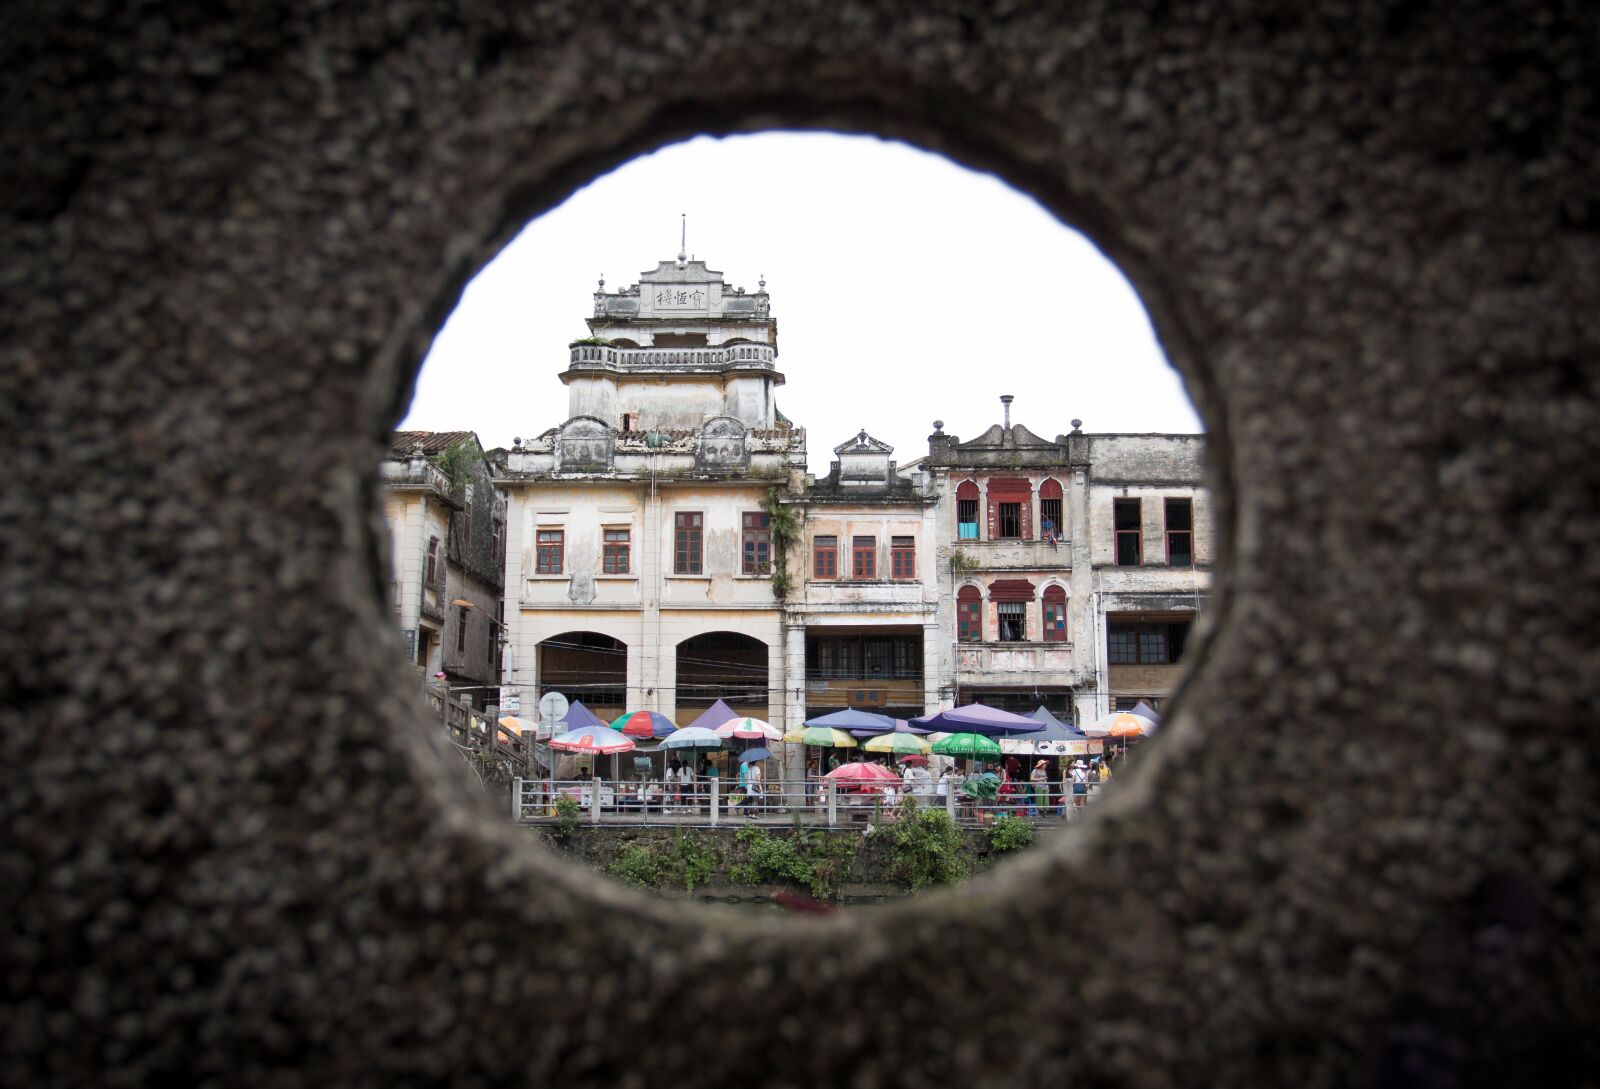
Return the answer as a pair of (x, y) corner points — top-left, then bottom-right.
(824, 760), (900, 793)
(897, 754), (929, 766)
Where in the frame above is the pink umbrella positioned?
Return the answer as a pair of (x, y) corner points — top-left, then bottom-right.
(824, 760), (900, 793)
(714, 716), (783, 741)
(548, 726), (636, 755)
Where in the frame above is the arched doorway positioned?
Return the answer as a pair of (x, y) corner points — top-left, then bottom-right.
(674, 631), (768, 724)
(536, 631), (628, 722)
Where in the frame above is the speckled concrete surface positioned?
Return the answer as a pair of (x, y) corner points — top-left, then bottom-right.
(2, 2), (1597, 1086)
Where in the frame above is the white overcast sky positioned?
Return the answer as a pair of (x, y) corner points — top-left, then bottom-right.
(400, 132), (1201, 472)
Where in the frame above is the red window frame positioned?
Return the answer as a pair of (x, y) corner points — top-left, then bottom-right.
(536, 529), (564, 575)
(956, 480), (981, 540)
(1039, 477), (1064, 540)
(742, 512), (771, 575)
(602, 528), (630, 574)
(674, 512), (703, 574)
(1165, 497), (1193, 566)
(1114, 498), (1142, 566)
(890, 536), (915, 579)
(1042, 586), (1067, 642)
(813, 535), (837, 579)
(851, 536), (876, 579)
(957, 586), (982, 643)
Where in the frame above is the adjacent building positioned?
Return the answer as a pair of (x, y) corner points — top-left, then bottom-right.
(383, 431), (507, 706)
(923, 403), (1212, 725)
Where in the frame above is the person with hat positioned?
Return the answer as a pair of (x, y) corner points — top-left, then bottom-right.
(1071, 759), (1090, 811)
(1028, 759), (1048, 818)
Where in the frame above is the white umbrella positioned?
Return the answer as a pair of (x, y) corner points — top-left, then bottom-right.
(714, 716), (783, 741)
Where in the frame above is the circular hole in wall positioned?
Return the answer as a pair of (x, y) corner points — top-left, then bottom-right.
(388, 131), (1210, 907)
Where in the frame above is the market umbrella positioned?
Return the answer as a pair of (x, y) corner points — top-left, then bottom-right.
(561, 700), (609, 731)
(863, 731), (931, 756)
(739, 747), (773, 763)
(823, 760), (900, 793)
(548, 725), (636, 755)
(1130, 700), (1162, 736)
(1083, 712), (1148, 739)
(912, 702), (1044, 737)
(898, 754), (929, 766)
(716, 716), (783, 741)
(783, 726), (857, 747)
(848, 718), (933, 739)
(498, 716), (523, 734)
(684, 699), (740, 732)
(804, 708), (895, 731)
(659, 726), (723, 752)
(608, 710), (678, 739)
(930, 732), (1002, 759)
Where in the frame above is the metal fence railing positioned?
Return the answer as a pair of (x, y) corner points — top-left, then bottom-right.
(512, 776), (1109, 829)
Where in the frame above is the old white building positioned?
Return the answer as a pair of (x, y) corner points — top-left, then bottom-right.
(922, 401), (1212, 724)
(497, 252), (804, 728)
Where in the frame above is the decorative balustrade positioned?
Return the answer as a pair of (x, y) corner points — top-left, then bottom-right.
(568, 343), (776, 368)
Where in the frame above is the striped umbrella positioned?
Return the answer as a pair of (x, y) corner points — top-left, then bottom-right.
(609, 710), (677, 739)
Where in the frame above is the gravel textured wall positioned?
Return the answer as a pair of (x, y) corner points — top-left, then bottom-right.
(3, 2), (1597, 1086)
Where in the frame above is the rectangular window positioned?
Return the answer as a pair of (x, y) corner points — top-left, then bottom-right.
(535, 529), (564, 575)
(674, 512), (703, 574)
(852, 536), (876, 579)
(864, 638), (891, 678)
(486, 617), (496, 666)
(1108, 621), (1191, 663)
(1114, 498), (1142, 566)
(997, 502), (1022, 539)
(892, 637), (921, 676)
(890, 536), (915, 579)
(1040, 498), (1063, 540)
(602, 528), (630, 574)
(1166, 497), (1193, 566)
(456, 605), (468, 653)
(957, 498), (979, 540)
(742, 512), (771, 575)
(958, 598), (982, 643)
(997, 601), (1027, 642)
(813, 535), (837, 579)
(425, 536), (440, 587)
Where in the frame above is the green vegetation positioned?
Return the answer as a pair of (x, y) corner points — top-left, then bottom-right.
(567, 335), (612, 347)
(986, 813), (1036, 854)
(604, 833), (724, 891)
(428, 438), (483, 487)
(730, 826), (859, 901)
(948, 547), (976, 573)
(551, 796), (583, 839)
(888, 797), (969, 891)
(761, 485), (802, 601)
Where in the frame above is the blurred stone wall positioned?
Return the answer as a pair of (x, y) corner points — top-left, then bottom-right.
(2, 2), (1596, 1087)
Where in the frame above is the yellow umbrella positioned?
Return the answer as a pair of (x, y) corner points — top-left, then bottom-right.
(498, 715), (523, 734)
(863, 732), (931, 755)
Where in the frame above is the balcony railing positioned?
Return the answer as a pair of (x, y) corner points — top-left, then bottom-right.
(956, 642), (1074, 679)
(568, 343), (776, 368)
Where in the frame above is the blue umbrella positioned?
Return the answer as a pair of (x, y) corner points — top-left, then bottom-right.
(804, 707), (894, 731)
(738, 747), (773, 763)
(561, 700), (608, 731)
(1028, 706), (1088, 741)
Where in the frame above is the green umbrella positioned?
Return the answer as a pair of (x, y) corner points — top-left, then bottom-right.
(930, 732), (1001, 759)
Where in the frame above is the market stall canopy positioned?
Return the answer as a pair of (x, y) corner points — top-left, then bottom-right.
(659, 727), (723, 751)
(785, 726), (858, 748)
(715, 716), (783, 741)
(609, 710), (677, 739)
(863, 732), (932, 755)
(804, 708), (894, 732)
(848, 718), (932, 739)
(1083, 712), (1148, 738)
(561, 701), (609, 731)
(548, 726), (636, 755)
(912, 703), (1044, 736)
(684, 699), (740, 731)
(930, 733), (1003, 759)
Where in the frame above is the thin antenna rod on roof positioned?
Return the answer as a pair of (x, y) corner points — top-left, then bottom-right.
(677, 213), (687, 267)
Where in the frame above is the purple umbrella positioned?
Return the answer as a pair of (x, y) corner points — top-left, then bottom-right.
(684, 698), (740, 731)
(847, 718), (933, 739)
(805, 707), (894, 731)
(911, 703), (1044, 737)
(561, 700), (608, 731)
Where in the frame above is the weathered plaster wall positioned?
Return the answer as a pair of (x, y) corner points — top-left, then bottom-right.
(3, 3), (1597, 1088)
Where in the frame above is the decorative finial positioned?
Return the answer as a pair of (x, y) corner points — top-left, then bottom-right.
(758, 273), (766, 290)
(513, 436), (522, 448)
(1070, 418), (1083, 433)
(1000, 394), (1014, 430)
(597, 275), (605, 291)
(677, 214), (687, 268)
(932, 420), (944, 433)
(857, 429), (868, 445)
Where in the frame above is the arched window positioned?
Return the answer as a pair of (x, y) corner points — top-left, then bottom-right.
(957, 585), (982, 642)
(956, 480), (980, 540)
(1042, 584), (1067, 642)
(1039, 477), (1064, 541)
